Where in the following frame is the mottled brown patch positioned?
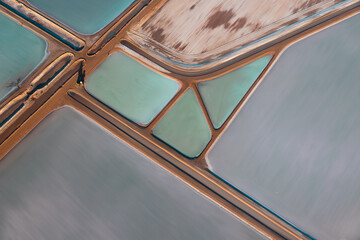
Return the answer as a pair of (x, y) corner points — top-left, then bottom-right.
(230, 17), (247, 32)
(173, 42), (188, 51)
(204, 8), (235, 29)
(173, 42), (182, 49)
(280, 18), (299, 28)
(142, 19), (150, 30)
(249, 23), (263, 32)
(190, 0), (200, 10)
(305, 9), (318, 17)
(150, 28), (166, 43)
(178, 43), (188, 51)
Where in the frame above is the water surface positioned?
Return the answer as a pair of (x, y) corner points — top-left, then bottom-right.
(27, 0), (136, 34)
(0, 107), (265, 240)
(198, 55), (271, 129)
(0, 13), (46, 102)
(208, 13), (360, 240)
(86, 52), (179, 125)
(153, 89), (211, 158)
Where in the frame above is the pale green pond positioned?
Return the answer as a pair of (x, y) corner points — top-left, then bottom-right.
(0, 12), (46, 102)
(198, 55), (271, 129)
(27, 0), (137, 34)
(86, 52), (179, 125)
(153, 89), (212, 158)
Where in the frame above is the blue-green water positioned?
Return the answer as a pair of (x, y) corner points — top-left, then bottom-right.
(153, 89), (212, 158)
(0, 107), (266, 240)
(27, 0), (136, 34)
(86, 52), (179, 125)
(198, 56), (271, 129)
(208, 13), (360, 240)
(0, 13), (46, 102)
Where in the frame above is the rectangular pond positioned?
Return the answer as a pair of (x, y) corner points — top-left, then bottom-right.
(0, 106), (266, 240)
(207, 13), (360, 240)
(0, 12), (46, 102)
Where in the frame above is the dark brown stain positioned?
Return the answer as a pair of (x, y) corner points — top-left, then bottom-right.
(280, 18), (299, 28)
(305, 9), (318, 17)
(203, 8), (235, 29)
(178, 43), (188, 51)
(143, 17), (172, 44)
(229, 17), (247, 32)
(173, 42), (182, 49)
(150, 28), (166, 43)
(199, 55), (214, 63)
(292, 0), (323, 14)
(142, 21), (158, 33)
(142, 19), (150, 30)
(249, 23), (263, 32)
(190, 1), (201, 10)
(6, 77), (22, 89)
(173, 42), (188, 52)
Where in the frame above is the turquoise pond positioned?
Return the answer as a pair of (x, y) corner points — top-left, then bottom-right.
(0, 107), (266, 240)
(1, 1), (360, 239)
(208, 13), (360, 240)
(85, 52), (179, 125)
(85, 50), (271, 157)
(27, 0), (136, 34)
(152, 56), (271, 158)
(153, 89), (212, 158)
(0, 12), (46, 102)
(198, 55), (271, 129)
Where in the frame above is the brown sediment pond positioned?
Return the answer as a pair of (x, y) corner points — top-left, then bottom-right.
(137, 0), (331, 54)
(130, 0), (351, 65)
